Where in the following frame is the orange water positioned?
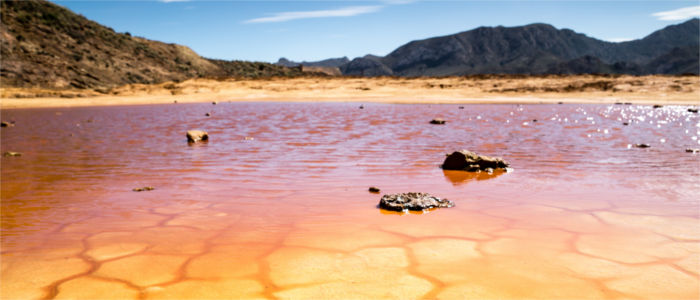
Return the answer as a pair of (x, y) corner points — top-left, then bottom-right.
(1, 102), (699, 299)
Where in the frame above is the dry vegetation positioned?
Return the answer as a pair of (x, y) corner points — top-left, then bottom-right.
(1, 75), (698, 108)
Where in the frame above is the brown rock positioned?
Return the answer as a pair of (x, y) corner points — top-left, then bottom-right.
(689, 108), (698, 113)
(634, 143), (651, 148)
(368, 187), (380, 193)
(186, 130), (208, 143)
(686, 148), (699, 153)
(3, 151), (21, 157)
(430, 118), (446, 125)
(379, 192), (454, 212)
(132, 186), (155, 192)
(441, 150), (509, 172)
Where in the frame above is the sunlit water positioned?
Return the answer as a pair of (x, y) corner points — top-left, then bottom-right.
(2, 102), (699, 299)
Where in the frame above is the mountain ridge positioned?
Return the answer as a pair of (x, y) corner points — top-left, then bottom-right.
(341, 19), (700, 76)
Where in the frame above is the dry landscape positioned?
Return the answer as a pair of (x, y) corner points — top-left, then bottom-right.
(1, 74), (699, 109)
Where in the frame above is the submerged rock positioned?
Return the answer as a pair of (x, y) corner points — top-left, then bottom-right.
(430, 118), (446, 125)
(441, 150), (509, 172)
(186, 130), (208, 143)
(634, 143), (651, 148)
(368, 186), (380, 193)
(205, 112), (211, 117)
(379, 192), (454, 212)
(132, 186), (155, 192)
(3, 151), (21, 157)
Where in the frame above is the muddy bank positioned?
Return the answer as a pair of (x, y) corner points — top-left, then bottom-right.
(1, 74), (699, 108)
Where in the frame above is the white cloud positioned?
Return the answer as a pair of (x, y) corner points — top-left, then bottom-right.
(606, 37), (634, 43)
(652, 6), (700, 21)
(244, 5), (382, 24)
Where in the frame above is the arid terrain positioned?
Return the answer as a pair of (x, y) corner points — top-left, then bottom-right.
(1, 75), (698, 109)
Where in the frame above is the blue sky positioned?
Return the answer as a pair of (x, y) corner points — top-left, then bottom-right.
(53, 1), (700, 63)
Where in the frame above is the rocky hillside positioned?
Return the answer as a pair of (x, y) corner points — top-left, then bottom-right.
(341, 19), (700, 76)
(0, 0), (304, 90)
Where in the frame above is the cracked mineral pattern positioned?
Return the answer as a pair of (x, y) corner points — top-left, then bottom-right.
(1, 103), (699, 299)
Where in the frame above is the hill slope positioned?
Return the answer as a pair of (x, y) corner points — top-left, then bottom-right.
(0, 0), (304, 89)
(342, 19), (700, 76)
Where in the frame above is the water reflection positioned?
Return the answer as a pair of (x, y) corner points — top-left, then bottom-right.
(442, 168), (506, 186)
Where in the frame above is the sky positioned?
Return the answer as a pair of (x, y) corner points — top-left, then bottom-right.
(53, 1), (700, 63)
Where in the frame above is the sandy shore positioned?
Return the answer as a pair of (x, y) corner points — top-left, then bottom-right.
(1, 75), (698, 109)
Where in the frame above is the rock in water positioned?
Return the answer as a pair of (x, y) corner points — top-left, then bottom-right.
(1, 121), (11, 127)
(634, 143), (650, 148)
(368, 187), (380, 193)
(686, 148), (699, 153)
(689, 108), (699, 113)
(187, 130), (208, 143)
(379, 192), (454, 212)
(133, 186), (155, 192)
(430, 118), (446, 125)
(441, 150), (509, 172)
(3, 151), (21, 157)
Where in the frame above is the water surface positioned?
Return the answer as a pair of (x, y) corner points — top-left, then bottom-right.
(2, 102), (699, 299)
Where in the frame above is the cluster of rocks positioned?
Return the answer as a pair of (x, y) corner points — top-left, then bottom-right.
(375, 150), (509, 212)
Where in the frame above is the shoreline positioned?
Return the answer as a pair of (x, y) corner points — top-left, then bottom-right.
(2, 75), (698, 109)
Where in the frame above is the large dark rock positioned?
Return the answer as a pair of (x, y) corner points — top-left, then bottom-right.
(186, 130), (208, 143)
(441, 150), (509, 171)
(379, 192), (454, 212)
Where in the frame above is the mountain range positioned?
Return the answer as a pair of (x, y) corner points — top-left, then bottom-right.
(1, 0), (698, 91)
(339, 19), (699, 76)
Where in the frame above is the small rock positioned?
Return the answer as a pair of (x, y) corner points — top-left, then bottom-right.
(459, 106), (464, 109)
(614, 102), (623, 105)
(532, 119), (537, 122)
(359, 105), (364, 109)
(442, 150), (509, 172)
(205, 113), (211, 117)
(624, 102), (632, 105)
(634, 143), (651, 148)
(379, 192), (454, 212)
(132, 186), (155, 192)
(3, 151), (21, 157)
(653, 105), (662, 108)
(622, 122), (629, 126)
(174, 100), (178, 104)
(1, 121), (11, 127)
(244, 136), (254, 140)
(368, 187), (380, 193)
(688, 108), (698, 113)
(187, 130), (208, 143)
(212, 101), (217, 105)
(557, 102), (563, 105)
(430, 118), (446, 125)
(686, 148), (699, 153)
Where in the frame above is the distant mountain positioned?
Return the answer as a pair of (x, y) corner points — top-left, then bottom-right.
(341, 19), (700, 76)
(276, 57), (349, 68)
(0, 0), (304, 89)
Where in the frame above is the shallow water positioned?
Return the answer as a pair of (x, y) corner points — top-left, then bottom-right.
(1, 102), (699, 299)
